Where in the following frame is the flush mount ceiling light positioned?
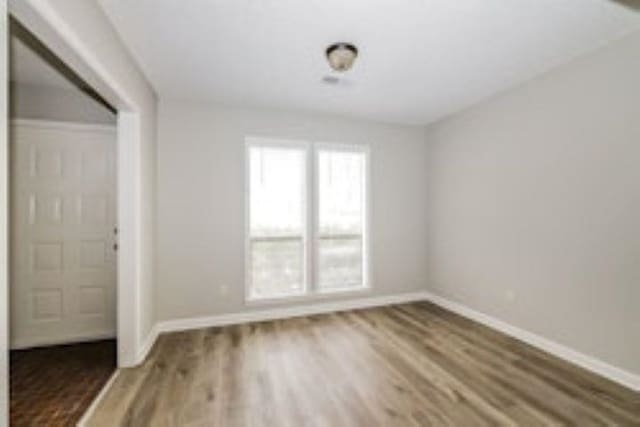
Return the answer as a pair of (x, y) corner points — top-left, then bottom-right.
(326, 43), (358, 72)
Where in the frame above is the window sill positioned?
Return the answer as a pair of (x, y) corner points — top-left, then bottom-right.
(245, 286), (371, 307)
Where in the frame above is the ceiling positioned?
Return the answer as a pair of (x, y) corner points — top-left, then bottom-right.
(10, 35), (76, 90)
(98, 0), (640, 125)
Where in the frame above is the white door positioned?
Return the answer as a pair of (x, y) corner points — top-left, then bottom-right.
(10, 120), (117, 349)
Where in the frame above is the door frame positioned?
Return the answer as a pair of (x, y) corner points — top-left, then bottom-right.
(3, 2), (146, 373)
(1, 1), (9, 424)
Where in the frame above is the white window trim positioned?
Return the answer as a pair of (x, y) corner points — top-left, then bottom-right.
(245, 138), (371, 304)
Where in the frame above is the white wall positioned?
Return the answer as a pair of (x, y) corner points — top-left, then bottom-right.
(10, 82), (115, 124)
(9, 0), (157, 366)
(425, 31), (640, 375)
(156, 102), (428, 321)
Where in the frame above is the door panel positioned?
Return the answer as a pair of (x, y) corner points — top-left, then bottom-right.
(10, 121), (117, 348)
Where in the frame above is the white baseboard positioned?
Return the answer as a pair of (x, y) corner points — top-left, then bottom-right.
(135, 323), (160, 366)
(77, 369), (120, 427)
(156, 292), (428, 335)
(421, 291), (640, 392)
(10, 331), (115, 350)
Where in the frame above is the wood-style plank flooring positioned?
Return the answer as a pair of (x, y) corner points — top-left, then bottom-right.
(87, 303), (639, 426)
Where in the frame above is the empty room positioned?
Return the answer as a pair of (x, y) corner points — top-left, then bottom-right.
(0, 0), (639, 426)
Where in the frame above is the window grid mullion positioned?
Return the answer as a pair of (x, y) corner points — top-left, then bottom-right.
(308, 144), (317, 294)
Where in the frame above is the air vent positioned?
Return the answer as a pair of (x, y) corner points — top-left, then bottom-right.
(322, 75), (341, 85)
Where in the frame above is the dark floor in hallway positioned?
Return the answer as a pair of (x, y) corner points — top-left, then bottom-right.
(10, 339), (116, 426)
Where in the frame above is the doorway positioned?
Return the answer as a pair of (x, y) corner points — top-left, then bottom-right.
(1, 1), (151, 423)
(8, 19), (118, 425)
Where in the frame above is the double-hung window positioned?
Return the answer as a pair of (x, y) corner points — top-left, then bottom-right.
(247, 138), (369, 301)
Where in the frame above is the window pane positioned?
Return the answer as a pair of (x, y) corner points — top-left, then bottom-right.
(318, 237), (362, 289)
(249, 144), (306, 298)
(317, 149), (366, 290)
(251, 238), (304, 297)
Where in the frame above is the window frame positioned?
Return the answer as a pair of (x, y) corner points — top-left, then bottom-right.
(245, 137), (371, 303)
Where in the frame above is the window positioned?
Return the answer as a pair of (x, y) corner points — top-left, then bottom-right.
(316, 147), (367, 291)
(247, 138), (369, 301)
(247, 141), (308, 299)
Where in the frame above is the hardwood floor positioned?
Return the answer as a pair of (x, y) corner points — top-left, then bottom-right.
(87, 303), (639, 426)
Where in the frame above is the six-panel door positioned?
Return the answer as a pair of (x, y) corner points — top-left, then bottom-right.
(10, 121), (117, 348)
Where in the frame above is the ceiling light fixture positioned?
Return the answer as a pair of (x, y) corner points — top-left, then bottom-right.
(326, 43), (358, 72)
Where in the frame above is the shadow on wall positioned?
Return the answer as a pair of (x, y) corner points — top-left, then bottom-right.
(10, 17), (115, 114)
